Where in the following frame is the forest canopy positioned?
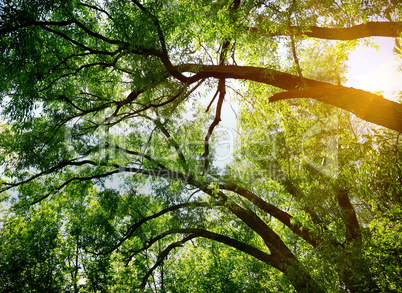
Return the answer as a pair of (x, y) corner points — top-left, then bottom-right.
(1, 0), (402, 292)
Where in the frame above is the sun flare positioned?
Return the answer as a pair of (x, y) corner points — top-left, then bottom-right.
(346, 38), (402, 101)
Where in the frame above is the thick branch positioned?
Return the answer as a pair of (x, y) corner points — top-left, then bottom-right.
(225, 199), (295, 256)
(270, 86), (402, 133)
(254, 21), (402, 40)
(136, 227), (275, 288)
(133, 228), (275, 289)
(220, 182), (318, 247)
(183, 64), (327, 89)
(336, 188), (361, 243)
(184, 182), (292, 255)
(181, 228), (274, 264)
(181, 64), (402, 132)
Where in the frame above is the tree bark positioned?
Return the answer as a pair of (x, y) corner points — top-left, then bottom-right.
(225, 201), (324, 292)
(254, 21), (402, 40)
(270, 86), (402, 133)
(220, 182), (318, 246)
(182, 64), (402, 132)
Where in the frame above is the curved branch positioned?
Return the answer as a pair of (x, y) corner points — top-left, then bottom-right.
(220, 182), (318, 247)
(38, 23), (157, 57)
(187, 181), (293, 253)
(225, 198), (293, 254)
(135, 228), (275, 289)
(0, 19), (74, 35)
(77, 2), (115, 22)
(17, 169), (120, 207)
(130, 0), (188, 82)
(201, 78), (226, 173)
(253, 21), (402, 40)
(58, 88), (143, 122)
(71, 17), (127, 46)
(113, 78), (204, 127)
(38, 24), (119, 55)
(99, 202), (213, 255)
(270, 86), (402, 133)
(41, 59), (123, 92)
(181, 64), (402, 132)
(181, 228), (274, 264)
(107, 143), (168, 169)
(183, 64), (327, 89)
(1, 159), (99, 193)
(107, 165), (292, 254)
(135, 221), (321, 292)
(137, 234), (197, 289)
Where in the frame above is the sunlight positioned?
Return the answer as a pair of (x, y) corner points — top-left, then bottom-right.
(346, 38), (402, 102)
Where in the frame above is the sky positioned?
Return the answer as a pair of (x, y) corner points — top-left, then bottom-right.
(345, 37), (402, 102)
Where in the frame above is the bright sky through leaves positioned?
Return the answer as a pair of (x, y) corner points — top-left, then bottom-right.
(346, 37), (402, 101)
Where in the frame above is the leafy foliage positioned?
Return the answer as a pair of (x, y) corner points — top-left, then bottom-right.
(1, 0), (402, 292)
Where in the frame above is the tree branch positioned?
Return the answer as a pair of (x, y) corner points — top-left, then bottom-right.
(144, 116), (188, 169)
(77, 2), (115, 22)
(201, 78), (225, 173)
(270, 86), (402, 133)
(0, 19), (74, 35)
(130, 0), (188, 82)
(1, 159), (99, 193)
(201, 0), (239, 173)
(98, 202), (213, 255)
(16, 169), (120, 208)
(134, 228), (275, 288)
(71, 16), (127, 46)
(220, 182), (318, 247)
(253, 21), (402, 40)
(137, 234), (198, 288)
(336, 187), (361, 243)
(38, 24), (120, 55)
(180, 64), (402, 132)
(183, 64), (327, 89)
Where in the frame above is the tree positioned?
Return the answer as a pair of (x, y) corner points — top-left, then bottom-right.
(1, 0), (402, 292)
(0, 202), (67, 292)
